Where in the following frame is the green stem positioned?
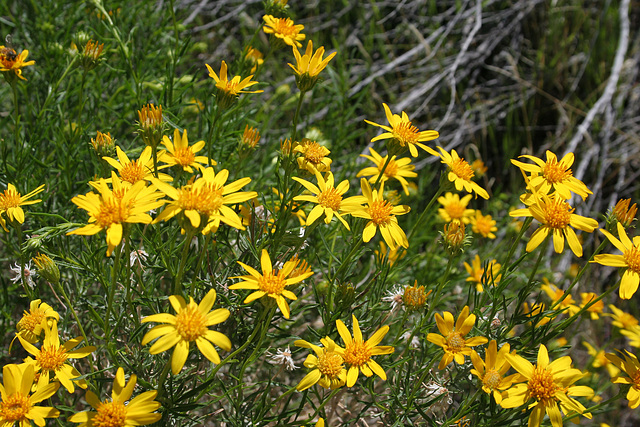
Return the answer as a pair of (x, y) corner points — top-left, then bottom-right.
(155, 359), (172, 400)
(524, 239), (548, 290)
(426, 255), (455, 320)
(174, 228), (196, 295)
(56, 281), (94, 372)
(311, 388), (341, 420)
(75, 70), (87, 130)
(503, 217), (533, 272)
(190, 233), (212, 295)
(105, 239), (123, 340)
(236, 307), (275, 402)
(291, 90), (306, 142)
(151, 144), (159, 178)
(13, 223), (32, 300)
(207, 107), (223, 166)
(406, 185), (445, 243)
(373, 155), (393, 188)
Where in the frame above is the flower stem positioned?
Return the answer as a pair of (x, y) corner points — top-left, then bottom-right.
(373, 154), (393, 188)
(175, 228), (196, 295)
(291, 89), (306, 142)
(105, 239), (123, 341)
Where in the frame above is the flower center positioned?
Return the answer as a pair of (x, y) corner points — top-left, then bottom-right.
(483, 369), (502, 390)
(392, 121), (419, 145)
(446, 331), (465, 353)
(175, 305), (207, 342)
(317, 350), (344, 377)
(197, 184), (224, 216)
(382, 159), (399, 177)
(317, 188), (342, 211)
(343, 340), (371, 367)
(475, 217), (492, 235)
(273, 19), (299, 37)
(119, 161), (146, 184)
(618, 313), (638, 329)
(542, 199), (572, 229)
(368, 199), (393, 225)
(37, 345), (68, 371)
(403, 285), (427, 310)
(528, 367), (559, 401)
(92, 400), (127, 427)
(624, 246), (640, 273)
(445, 202), (466, 220)
(95, 197), (131, 228)
(18, 309), (45, 333)
(303, 142), (327, 165)
(0, 392), (30, 422)
(259, 271), (287, 295)
(450, 158), (475, 182)
(632, 371), (640, 390)
(0, 188), (21, 209)
(173, 147), (196, 166)
(542, 158), (572, 184)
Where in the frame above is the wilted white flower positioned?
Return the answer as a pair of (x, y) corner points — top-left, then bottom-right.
(267, 346), (298, 371)
(382, 285), (404, 311)
(9, 262), (36, 289)
(401, 331), (420, 348)
(130, 248), (149, 267)
(423, 376), (452, 416)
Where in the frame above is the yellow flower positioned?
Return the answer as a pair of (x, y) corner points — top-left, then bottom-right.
(160, 128), (210, 173)
(262, 15), (305, 48)
(336, 315), (394, 387)
(18, 321), (95, 393)
(606, 304), (638, 329)
(502, 345), (593, 427)
(509, 193), (598, 257)
(579, 292), (603, 319)
(592, 222), (640, 299)
(471, 211), (497, 239)
(288, 40), (336, 91)
(69, 367), (162, 426)
(440, 219), (468, 255)
(364, 103), (439, 157)
(16, 299), (59, 343)
(244, 46), (264, 74)
(294, 138), (332, 174)
(433, 147), (489, 199)
(511, 150), (592, 200)
(0, 183), (45, 230)
(294, 337), (346, 390)
(522, 302), (552, 327)
(104, 146), (172, 184)
(402, 280), (431, 311)
(611, 198), (637, 228)
(541, 278), (579, 316)
(582, 341), (619, 378)
(374, 240), (406, 267)
(470, 340), (521, 404)
(464, 254), (501, 292)
(90, 130), (116, 157)
(240, 125), (260, 150)
(606, 350), (640, 408)
(68, 173), (165, 256)
(0, 46), (35, 80)
(293, 171), (364, 230)
(153, 167), (256, 235)
(142, 289), (231, 375)
(437, 192), (474, 223)
(0, 364), (60, 426)
(32, 253), (60, 285)
(230, 250), (313, 319)
(206, 60), (262, 109)
(470, 159), (488, 177)
(356, 147), (417, 195)
(351, 179), (410, 250)
(427, 306), (488, 369)
(620, 325), (640, 348)
(136, 104), (165, 148)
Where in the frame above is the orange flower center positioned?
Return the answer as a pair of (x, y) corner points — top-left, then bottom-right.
(173, 147), (196, 167)
(96, 197), (131, 228)
(137, 105), (163, 129)
(0, 188), (21, 210)
(402, 285), (427, 310)
(119, 161), (146, 184)
(18, 309), (46, 334)
(616, 312), (638, 329)
(632, 371), (640, 390)
(343, 340), (371, 367)
(450, 158), (475, 182)
(528, 367), (559, 400)
(445, 201), (466, 220)
(542, 158), (572, 184)
(302, 142), (327, 165)
(92, 400), (127, 427)
(624, 246), (640, 273)
(259, 271), (287, 295)
(317, 187), (342, 211)
(483, 369), (502, 390)
(178, 185), (224, 217)
(382, 159), (399, 177)
(175, 305), (207, 342)
(37, 345), (68, 371)
(272, 19), (300, 37)
(392, 121), (420, 145)
(368, 199), (393, 225)
(0, 392), (30, 422)
(446, 331), (466, 353)
(473, 216), (494, 236)
(542, 199), (572, 229)
(317, 350), (344, 377)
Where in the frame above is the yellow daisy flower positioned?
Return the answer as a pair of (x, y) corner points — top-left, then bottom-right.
(141, 289), (231, 375)
(230, 249), (314, 319)
(364, 103), (439, 157)
(427, 306), (488, 370)
(470, 211), (497, 239)
(69, 367), (162, 426)
(579, 292), (604, 319)
(103, 146), (172, 184)
(262, 15), (305, 48)
(502, 345), (594, 427)
(288, 40), (336, 91)
(509, 193), (598, 257)
(437, 192), (474, 223)
(606, 350), (640, 408)
(68, 173), (165, 256)
(0, 46), (35, 80)
(606, 304), (638, 329)
(153, 167), (256, 235)
(611, 198), (637, 228)
(293, 171), (365, 230)
(470, 340), (521, 404)
(511, 150), (592, 200)
(0, 364), (60, 426)
(294, 337), (346, 391)
(351, 178), (410, 250)
(17, 321), (95, 393)
(621, 325), (640, 348)
(433, 146), (489, 199)
(16, 299), (59, 343)
(522, 302), (552, 327)
(0, 183), (45, 230)
(541, 278), (579, 316)
(205, 60), (263, 109)
(464, 254), (501, 292)
(294, 138), (332, 174)
(592, 222), (640, 299)
(160, 128), (210, 174)
(356, 147), (417, 195)
(374, 240), (406, 267)
(244, 46), (264, 74)
(582, 341), (619, 378)
(336, 315), (394, 387)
